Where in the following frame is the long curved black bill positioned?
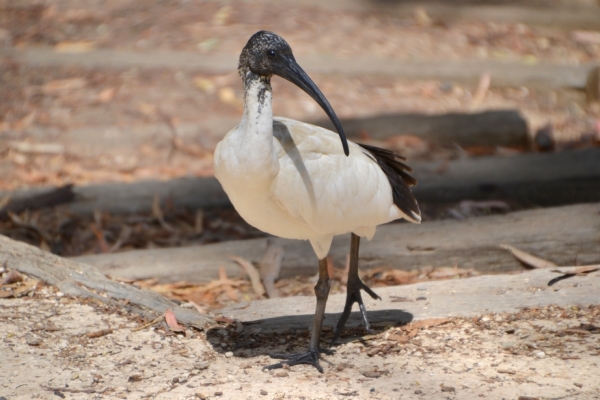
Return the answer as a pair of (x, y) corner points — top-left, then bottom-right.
(273, 56), (350, 156)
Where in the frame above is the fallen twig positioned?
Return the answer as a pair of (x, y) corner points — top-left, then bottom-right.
(230, 255), (266, 297)
(500, 244), (558, 269)
(131, 315), (164, 332)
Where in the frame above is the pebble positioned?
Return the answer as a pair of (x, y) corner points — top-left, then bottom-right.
(25, 334), (41, 346)
(260, 389), (268, 395)
(274, 370), (288, 377)
(533, 350), (546, 359)
(239, 362), (252, 369)
(194, 361), (210, 370)
(416, 286), (427, 291)
(225, 351), (233, 358)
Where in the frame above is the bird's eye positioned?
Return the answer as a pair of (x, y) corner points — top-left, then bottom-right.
(267, 50), (276, 59)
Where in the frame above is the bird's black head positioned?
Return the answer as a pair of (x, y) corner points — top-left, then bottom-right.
(239, 30), (294, 78)
(239, 31), (350, 156)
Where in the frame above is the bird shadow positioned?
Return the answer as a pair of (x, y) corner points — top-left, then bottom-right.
(205, 309), (413, 358)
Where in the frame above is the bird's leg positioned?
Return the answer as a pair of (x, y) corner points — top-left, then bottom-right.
(331, 233), (381, 345)
(264, 258), (332, 373)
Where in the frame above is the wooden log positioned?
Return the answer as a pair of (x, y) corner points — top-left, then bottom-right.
(287, 0), (600, 30)
(413, 147), (600, 206)
(2, 148), (599, 215)
(0, 235), (214, 330)
(220, 268), (600, 332)
(73, 203), (600, 284)
(0, 184), (75, 218)
(7, 47), (595, 89)
(378, 3), (600, 31)
(314, 110), (529, 148)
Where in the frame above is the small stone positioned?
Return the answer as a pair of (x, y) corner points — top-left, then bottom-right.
(501, 342), (515, 349)
(260, 389), (268, 395)
(416, 286), (427, 291)
(194, 361), (210, 370)
(416, 296), (427, 301)
(195, 393), (208, 400)
(414, 389), (423, 394)
(359, 369), (386, 378)
(213, 391), (223, 396)
(71, 372), (79, 380)
(441, 384), (455, 392)
(25, 334), (41, 346)
(574, 382), (583, 388)
(225, 351), (233, 358)
(504, 326), (516, 334)
(533, 350), (546, 359)
(274, 370), (288, 378)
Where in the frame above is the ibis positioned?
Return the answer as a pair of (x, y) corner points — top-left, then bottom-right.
(214, 31), (421, 372)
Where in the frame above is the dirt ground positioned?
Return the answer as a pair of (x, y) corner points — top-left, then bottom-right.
(1, 280), (600, 400)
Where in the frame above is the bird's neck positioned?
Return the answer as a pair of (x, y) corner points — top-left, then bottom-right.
(240, 72), (274, 138)
(227, 71), (278, 182)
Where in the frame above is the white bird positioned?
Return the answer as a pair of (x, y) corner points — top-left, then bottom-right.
(214, 31), (420, 372)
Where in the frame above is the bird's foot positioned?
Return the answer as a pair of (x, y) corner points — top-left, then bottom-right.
(330, 281), (381, 345)
(263, 348), (333, 373)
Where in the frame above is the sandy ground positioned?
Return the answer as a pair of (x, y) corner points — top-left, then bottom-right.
(1, 282), (599, 400)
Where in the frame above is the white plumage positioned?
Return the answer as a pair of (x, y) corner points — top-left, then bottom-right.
(214, 86), (419, 260)
(213, 30), (420, 372)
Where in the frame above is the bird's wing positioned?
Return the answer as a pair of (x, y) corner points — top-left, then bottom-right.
(269, 118), (396, 236)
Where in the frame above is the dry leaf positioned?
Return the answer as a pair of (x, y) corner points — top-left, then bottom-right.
(42, 78), (87, 94)
(410, 318), (451, 330)
(164, 308), (185, 332)
(471, 72), (491, 106)
(97, 87), (118, 103)
(9, 141), (64, 155)
(152, 195), (174, 232)
(54, 41), (95, 53)
(571, 30), (600, 45)
(219, 265), (239, 301)
(388, 333), (412, 343)
(551, 265), (600, 275)
(0, 195), (10, 210)
(86, 328), (113, 338)
(259, 239), (284, 298)
(500, 244), (557, 269)
(2, 270), (23, 285)
(218, 87), (241, 106)
(230, 255), (266, 297)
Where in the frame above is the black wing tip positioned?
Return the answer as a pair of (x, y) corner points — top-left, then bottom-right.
(358, 143), (421, 220)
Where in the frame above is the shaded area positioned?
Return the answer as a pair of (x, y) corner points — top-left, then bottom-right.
(205, 309), (414, 355)
(315, 109), (529, 147)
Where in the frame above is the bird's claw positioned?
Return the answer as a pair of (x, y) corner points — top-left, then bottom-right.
(263, 350), (326, 373)
(330, 280), (381, 345)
